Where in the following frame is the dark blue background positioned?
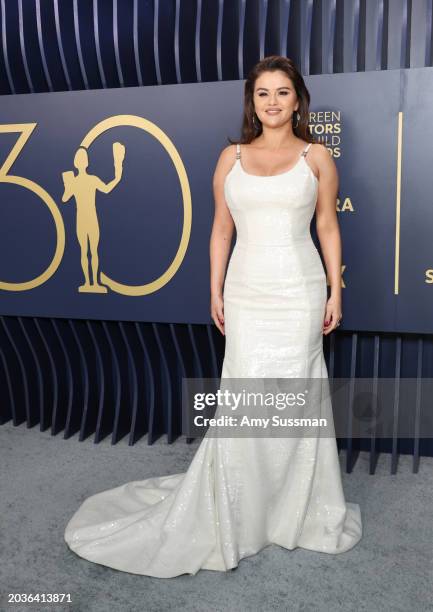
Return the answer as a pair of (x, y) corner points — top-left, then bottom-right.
(0, 68), (431, 332)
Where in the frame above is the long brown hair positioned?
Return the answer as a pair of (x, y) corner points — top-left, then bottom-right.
(228, 55), (315, 145)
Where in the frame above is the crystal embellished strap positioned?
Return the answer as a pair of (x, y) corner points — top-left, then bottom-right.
(301, 143), (312, 157)
(236, 143), (241, 159)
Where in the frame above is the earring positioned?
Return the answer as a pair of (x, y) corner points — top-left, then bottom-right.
(293, 111), (300, 128)
(252, 112), (261, 130)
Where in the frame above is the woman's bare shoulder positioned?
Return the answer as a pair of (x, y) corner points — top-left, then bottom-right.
(220, 143), (238, 160)
(213, 144), (238, 184)
(309, 143), (338, 183)
(308, 142), (334, 164)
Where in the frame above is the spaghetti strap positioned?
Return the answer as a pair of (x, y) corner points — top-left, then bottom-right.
(236, 143), (241, 159)
(301, 143), (312, 157)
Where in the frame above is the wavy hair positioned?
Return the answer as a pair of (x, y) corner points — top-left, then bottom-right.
(228, 55), (315, 145)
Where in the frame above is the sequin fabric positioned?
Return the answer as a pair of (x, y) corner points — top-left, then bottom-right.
(63, 143), (362, 577)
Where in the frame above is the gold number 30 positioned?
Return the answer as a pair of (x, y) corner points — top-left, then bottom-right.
(0, 116), (192, 296)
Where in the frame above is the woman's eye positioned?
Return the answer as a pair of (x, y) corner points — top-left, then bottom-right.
(257, 91), (289, 96)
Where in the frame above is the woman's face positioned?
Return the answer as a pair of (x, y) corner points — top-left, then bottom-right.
(253, 70), (299, 130)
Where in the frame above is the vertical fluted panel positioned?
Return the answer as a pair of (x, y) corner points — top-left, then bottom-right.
(51, 319), (73, 436)
(346, 333), (358, 473)
(119, 322), (138, 445)
(112, 0), (124, 86)
(258, 0), (268, 60)
(387, 0), (409, 69)
(93, 0), (107, 87)
(320, 0), (337, 74)
(364, 0), (385, 70)
(299, 0), (314, 75)
(0, 311), (430, 471)
(134, 322), (154, 444)
(278, 0), (291, 58)
(0, 0), (432, 94)
(169, 324), (188, 443)
(53, 0), (72, 90)
(174, 0), (181, 83)
(238, 0), (246, 78)
(413, 338), (423, 473)
(33, 318), (58, 432)
(216, 0), (224, 80)
(1, 0), (16, 93)
(73, 0), (89, 88)
(18, 317), (44, 429)
(64, 321), (81, 439)
(391, 336), (402, 473)
(245, 0), (266, 77)
(151, 323), (171, 443)
(340, 0), (361, 73)
(0, 343), (13, 424)
(132, 0), (142, 85)
(86, 320), (105, 443)
(0, 316), (30, 427)
(206, 324), (220, 380)
(327, 332), (336, 378)
(100, 321), (121, 443)
(68, 320), (90, 441)
(18, 0), (33, 92)
(195, 0), (203, 81)
(153, 0), (162, 84)
(425, 0), (433, 66)
(369, 335), (380, 474)
(35, 0), (53, 91)
(409, 0), (432, 67)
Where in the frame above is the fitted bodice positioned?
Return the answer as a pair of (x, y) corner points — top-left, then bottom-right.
(224, 143), (319, 247)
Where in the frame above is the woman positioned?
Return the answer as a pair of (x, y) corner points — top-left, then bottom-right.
(64, 56), (362, 577)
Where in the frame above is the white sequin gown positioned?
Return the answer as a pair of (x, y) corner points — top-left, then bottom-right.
(64, 142), (362, 577)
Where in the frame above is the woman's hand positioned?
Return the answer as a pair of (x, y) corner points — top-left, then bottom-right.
(323, 296), (342, 335)
(211, 293), (225, 335)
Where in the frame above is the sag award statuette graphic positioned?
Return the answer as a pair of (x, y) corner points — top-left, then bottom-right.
(61, 141), (126, 293)
(0, 115), (191, 298)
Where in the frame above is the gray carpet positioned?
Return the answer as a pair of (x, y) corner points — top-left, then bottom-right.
(0, 421), (432, 612)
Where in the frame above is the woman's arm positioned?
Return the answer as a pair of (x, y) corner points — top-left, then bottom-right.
(312, 144), (343, 335)
(209, 145), (236, 335)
